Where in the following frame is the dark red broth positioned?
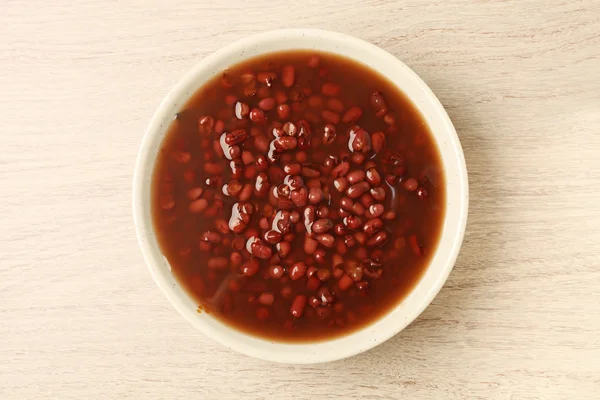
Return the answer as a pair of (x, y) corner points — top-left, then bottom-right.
(151, 51), (445, 342)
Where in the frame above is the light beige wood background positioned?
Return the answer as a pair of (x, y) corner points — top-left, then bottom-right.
(1, 0), (599, 399)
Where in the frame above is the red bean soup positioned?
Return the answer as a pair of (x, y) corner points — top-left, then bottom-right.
(151, 51), (445, 342)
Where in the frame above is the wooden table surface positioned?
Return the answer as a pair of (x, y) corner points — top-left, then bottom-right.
(2, 1), (599, 398)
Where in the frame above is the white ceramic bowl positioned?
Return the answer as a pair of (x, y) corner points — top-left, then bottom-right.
(133, 29), (468, 364)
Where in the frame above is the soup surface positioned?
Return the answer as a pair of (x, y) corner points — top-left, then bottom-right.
(151, 51), (445, 342)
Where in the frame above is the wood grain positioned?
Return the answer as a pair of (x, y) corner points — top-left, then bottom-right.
(1, 0), (599, 398)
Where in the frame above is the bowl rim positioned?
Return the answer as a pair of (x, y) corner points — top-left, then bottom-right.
(133, 28), (469, 364)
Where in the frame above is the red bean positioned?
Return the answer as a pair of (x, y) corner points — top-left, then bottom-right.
(344, 215), (363, 230)
(289, 262), (306, 281)
(417, 187), (428, 199)
(290, 295), (307, 317)
(409, 234), (424, 256)
(302, 164), (321, 178)
(338, 274), (354, 291)
(314, 249), (326, 264)
(309, 296), (320, 308)
(366, 231), (388, 248)
(317, 205), (330, 219)
(205, 176), (222, 188)
(230, 251), (243, 267)
(277, 104), (291, 119)
(257, 86), (271, 99)
(277, 241), (292, 258)
(290, 187), (308, 207)
(370, 91), (388, 117)
(348, 126), (371, 153)
(304, 235), (319, 254)
(363, 218), (383, 236)
(347, 182), (370, 199)
(241, 259), (260, 276)
(323, 124), (337, 145)
(189, 198), (208, 213)
(385, 174), (400, 186)
(342, 106), (363, 123)
(351, 202), (365, 215)
(214, 119), (225, 134)
(281, 285), (293, 299)
(264, 230), (283, 245)
(269, 265), (285, 279)
(365, 167), (382, 186)
(404, 178), (419, 191)
(290, 210), (300, 224)
(249, 237), (272, 259)
(199, 241), (211, 252)
(321, 110), (340, 124)
(281, 65), (295, 87)
(239, 183), (253, 201)
(208, 257), (228, 269)
(308, 95), (323, 108)
(347, 170), (365, 184)
(332, 268), (344, 280)
(328, 254), (342, 270)
(334, 223), (348, 236)
(312, 218), (333, 234)
(354, 231), (366, 245)
(344, 234), (357, 248)
(332, 161), (350, 178)
(345, 261), (363, 281)
(333, 177), (348, 193)
(316, 233), (335, 248)
(283, 163), (301, 175)
(383, 210), (396, 220)
(235, 101), (250, 119)
(367, 204), (385, 219)
(296, 151), (308, 163)
(225, 129), (248, 146)
(229, 159), (243, 179)
(337, 237), (349, 255)
(383, 113), (395, 125)
(257, 71), (277, 85)
(256, 307), (270, 321)
(258, 292), (275, 306)
(308, 56), (320, 68)
(198, 115), (215, 135)
(317, 268), (331, 281)
(201, 230), (222, 245)
(240, 71), (255, 84)
(371, 132), (386, 153)
(241, 151), (254, 166)
(322, 82), (340, 96)
(249, 108), (266, 124)
(259, 97), (276, 111)
(306, 276), (321, 291)
(273, 136), (298, 151)
(305, 265), (317, 278)
(242, 84), (256, 97)
(327, 98), (344, 113)
(351, 153), (365, 165)
(308, 187), (324, 204)
(340, 197), (354, 211)
(254, 173), (270, 197)
(274, 90), (288, 104)
(172, 151), (191, 164)
(256, 155), (269, 170)
(187, 187), (203, 200)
